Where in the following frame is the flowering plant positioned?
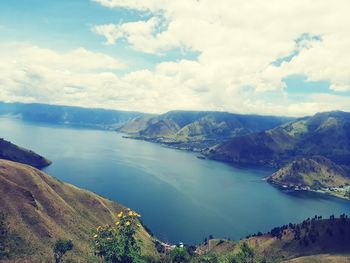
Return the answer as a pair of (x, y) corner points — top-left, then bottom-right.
(93, 208), (145, 263)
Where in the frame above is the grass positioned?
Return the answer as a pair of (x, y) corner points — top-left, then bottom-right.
(0, 159), (158, 262)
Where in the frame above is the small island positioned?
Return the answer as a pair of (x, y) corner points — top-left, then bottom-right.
(267, 156), (350, 200)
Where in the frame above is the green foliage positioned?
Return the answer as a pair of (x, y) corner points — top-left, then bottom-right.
(170, 247), (191, 263)
(230, 242), (255, 263)
(93, 208), (145, 263)
(195, 253), (222, 263)
(229, 242), (267, 263)
(53, 239), (74, 263)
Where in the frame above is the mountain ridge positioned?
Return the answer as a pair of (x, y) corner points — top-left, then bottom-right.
(118, 110), (294, 151)
(208, 110), (350, 167)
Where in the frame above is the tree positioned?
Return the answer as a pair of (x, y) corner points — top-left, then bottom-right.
(93, 208), (145, 263)
(53, 239), (73, 263)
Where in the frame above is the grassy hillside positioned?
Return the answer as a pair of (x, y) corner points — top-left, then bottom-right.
(209, 111), (350, 167)
(267, 156), (350, 199)
(195, 215), (350, 262)
(0, 138), (51, 168)
(118, 111), (293, 150)
(0, 159), (158, 262)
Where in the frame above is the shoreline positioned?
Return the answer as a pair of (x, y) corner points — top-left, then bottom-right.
(267, 179), (350, 201)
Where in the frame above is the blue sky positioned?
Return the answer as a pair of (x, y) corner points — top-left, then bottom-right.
(0, 0), (349, 116)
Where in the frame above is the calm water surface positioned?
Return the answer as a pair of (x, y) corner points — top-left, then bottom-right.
(1, 117), (349, 244)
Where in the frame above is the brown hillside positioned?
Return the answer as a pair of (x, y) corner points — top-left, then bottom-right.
(0, 159), (156, 262)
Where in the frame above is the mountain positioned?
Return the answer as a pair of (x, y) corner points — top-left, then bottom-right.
(0, 102), (146, 130)
(267, 156), (350, 199)
(118, 111), (293, 150)
(0, 138), (51, 168)
(0, 159), (158, 261)
(209, 111), (350, 167)
(198, 215), (350, 262)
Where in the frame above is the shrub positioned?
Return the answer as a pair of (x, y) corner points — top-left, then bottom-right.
(93, 208), (145, 263)
(170, 247), (191, 263)
(230, 242), (261, 263)
(53, 239), (74, 263)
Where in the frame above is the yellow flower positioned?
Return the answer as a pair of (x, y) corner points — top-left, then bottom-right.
(107, 237), (112, 241)
(117, 211), (123, 218)
(126, 221), (131, 226)
(94, 234), (98, 238)
(115, 221), (120, 225)
(126, 208), (131, 211)
(137, 223), (141, 227)
(128, 211), (133, 216)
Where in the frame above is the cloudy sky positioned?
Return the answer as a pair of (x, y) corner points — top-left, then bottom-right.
(0, 0), (349, 116)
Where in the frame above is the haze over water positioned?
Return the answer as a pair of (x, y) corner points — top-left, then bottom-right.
(1, 117), (349, 244)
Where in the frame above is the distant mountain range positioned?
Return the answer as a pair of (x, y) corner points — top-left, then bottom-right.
(208, 111), (350, 167)
(118, 110), (294, 151)
(1, 102), (349, 200)
(0, 102), (145, 129)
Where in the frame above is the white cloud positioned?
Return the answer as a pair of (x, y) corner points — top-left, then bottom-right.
(1, 1), (350, 116)
(89, 0), (350, 115)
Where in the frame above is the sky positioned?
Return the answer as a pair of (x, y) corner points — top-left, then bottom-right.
(0, 0), (349, 116)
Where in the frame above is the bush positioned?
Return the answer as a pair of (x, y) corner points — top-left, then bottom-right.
(53, 239), (74, 263)
(93, 208), (145, 263)
(170, 247), (191, 263)
(230, 242), (261, 263)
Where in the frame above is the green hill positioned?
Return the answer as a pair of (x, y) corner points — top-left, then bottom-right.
(267, 156), (350, 199)
(0, 138), (51, 168)
(118, 111), (293, 150)
(208, 111), (350, 167)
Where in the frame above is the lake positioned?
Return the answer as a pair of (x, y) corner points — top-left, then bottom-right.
(1, 117), (349, 244)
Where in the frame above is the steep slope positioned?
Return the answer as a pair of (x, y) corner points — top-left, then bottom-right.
(119, 111), (293, 148)
(118, 111), (209, 137)
(0, 160), (157, 261)
(267, 156), (350, 199)
(209, 111), (350, 167)
(139, 118), (181, 138)
(0, 101), (145, 129)
(117, 115), (156, 134)
(0, 139), (51, 168)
